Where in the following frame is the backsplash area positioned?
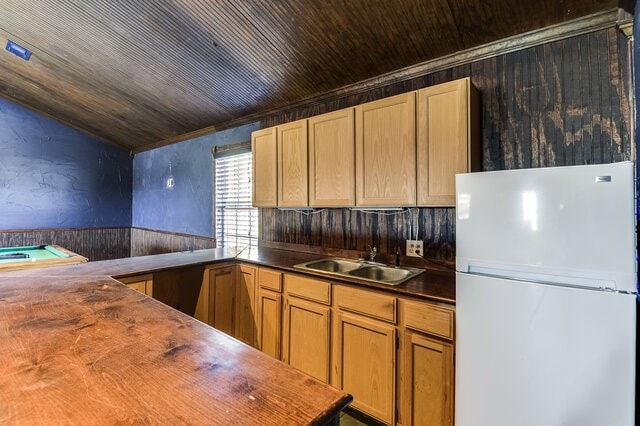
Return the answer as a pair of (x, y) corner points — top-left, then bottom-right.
(261, 208), (455, 261)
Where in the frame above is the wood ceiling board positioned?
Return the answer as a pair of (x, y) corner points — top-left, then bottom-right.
(446, 0), (620, 49)
(0, 5), (234, 146)
(0, 2), (230, 117)
(0, 0), (625, 152)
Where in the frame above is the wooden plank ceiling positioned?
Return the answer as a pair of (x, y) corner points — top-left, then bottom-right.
(0, 0), (624, 152)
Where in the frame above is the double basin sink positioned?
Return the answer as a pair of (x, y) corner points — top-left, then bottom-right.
(293, 258), (424, 285)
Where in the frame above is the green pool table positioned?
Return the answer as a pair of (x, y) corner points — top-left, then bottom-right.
(0, 245), (88, 272)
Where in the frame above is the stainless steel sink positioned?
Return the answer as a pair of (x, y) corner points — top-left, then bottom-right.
(302, 259), (362, 274)
(294, 258), (424, 285)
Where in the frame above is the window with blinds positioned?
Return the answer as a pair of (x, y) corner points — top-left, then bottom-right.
(214, 151), (258, 249)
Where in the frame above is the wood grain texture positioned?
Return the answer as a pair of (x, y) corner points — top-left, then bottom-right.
(282, 296), (332, 383)
(0, 227), (216, 261)
(130, 227), (216, 257)
(252, 127), (278, 207)
(333, 311), (396, 424)
(400, 333), (454, 426)
(0, 1), (620, 151)
(0, 227), (130, 261)
(259, 27), (632, 261)
(0, 275), (350, 424)
(355, 93), (416, 206)
(308, 108), (356, 207)
(277, 119), (309, 206)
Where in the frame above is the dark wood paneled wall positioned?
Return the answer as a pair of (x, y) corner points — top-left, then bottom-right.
(130, 227), (216, 257)
(0, 227), (216, 261)
(0, 227), (131, 261)
(260, 27), (633, 261)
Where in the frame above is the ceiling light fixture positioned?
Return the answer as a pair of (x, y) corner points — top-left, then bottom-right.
(5, 40), (32, 61)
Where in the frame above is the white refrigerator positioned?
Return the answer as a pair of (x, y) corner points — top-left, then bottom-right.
(455, 161), (637, 426)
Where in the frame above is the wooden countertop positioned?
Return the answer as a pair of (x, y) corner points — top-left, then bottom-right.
(0, 274), (351, 424)
(236, 247), (456, 304)
(8, 246), (456, 303)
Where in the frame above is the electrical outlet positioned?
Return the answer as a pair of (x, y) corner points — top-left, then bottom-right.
(406, 240), (423, 258)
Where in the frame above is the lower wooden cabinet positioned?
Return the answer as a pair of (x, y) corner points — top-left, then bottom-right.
(118, 274), (153, 297)
(256, 288), (282, 359)
(235, 264), (257, 347)
(208, 265), (236, 336)
(399, 332), (454, 426)
(333, 311), (396, 425)
(192, 263), (455, 426)
(282, 274), (332, 383)
(256, 268), (283, 359)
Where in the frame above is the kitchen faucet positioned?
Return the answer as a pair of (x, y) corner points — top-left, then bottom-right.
(368, 245), (377, 262)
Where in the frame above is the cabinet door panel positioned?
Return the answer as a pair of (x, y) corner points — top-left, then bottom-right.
(401, 332), (454, 426)
(209, 267), (235, 336)
(417, 78), (479, 206)
(236, 265), (257, 347)
(252, 127), (278, 207)
(119, 274), (153, 297)
(356, 92), (416, 206)
(333, 311), (396, 424)
(278, 120), (308, 206)
(308, 108), (355, 206)
(257, 289), (282, 360)
(283, 297), (331, 383)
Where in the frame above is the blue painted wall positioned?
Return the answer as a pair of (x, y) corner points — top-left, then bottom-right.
(132, 123), (259, 237)
(0, 98), (132, 230)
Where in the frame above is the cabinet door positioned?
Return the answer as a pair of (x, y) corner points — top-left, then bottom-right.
(119, 274), (153, 297)
(283, 297), (331, 383)
(308, 108), (355, 207)
(209, 266), (235, 336)
(236, 265), (257, 347)
(252, 127), (278, 207)
(333, 311), (396, 424)
(355, 92), (416, 206)
(278, 119), (308, 207)
(257, 288), (282, 360)
(400, 332), (454, 426)
(417, 78), (479, 206)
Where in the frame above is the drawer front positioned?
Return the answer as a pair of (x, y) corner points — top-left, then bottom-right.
(334, 285), (396, 324)
(258, 268), (282, 292)
(284, 274), (331, 305)
(403, 299), (454, 340)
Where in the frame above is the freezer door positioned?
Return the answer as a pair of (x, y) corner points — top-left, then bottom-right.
(455, 273), (636, 426)
(456, 162), (636, 292)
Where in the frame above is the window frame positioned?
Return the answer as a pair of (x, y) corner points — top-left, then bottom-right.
(213, 144), (258, 250)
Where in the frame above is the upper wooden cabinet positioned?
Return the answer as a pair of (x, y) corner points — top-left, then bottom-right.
(416, 77), (480, 206)
(252, 127), (278, 207)
(355, 92), (416, 206)
(251, 78), (479, 208)
(308, 108), (356, 207)
(278, 119), (308, 207)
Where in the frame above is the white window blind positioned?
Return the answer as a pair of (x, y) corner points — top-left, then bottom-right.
(214, 151), (258, 249)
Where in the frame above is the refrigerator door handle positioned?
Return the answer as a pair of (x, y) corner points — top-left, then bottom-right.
(464, 260), (618, 291)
